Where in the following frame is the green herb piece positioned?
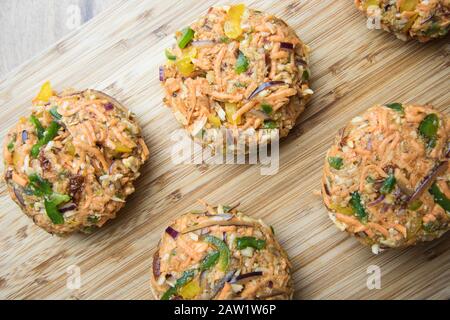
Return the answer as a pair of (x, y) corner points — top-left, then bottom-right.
(429, 182), (450, 212)
(43, 193), (70, 225)
(222, 205), (232, 213)
(28, 174), (53, 196)
(165, 48), (177, 61)
(423, 221), (439, 233)
(419, 114), (439, 149)
(235, 51), (249, 74)
(385, 103), (404, 114)
(408, 200), (423, 211)
(87, 215), (100, 224)
(380, 174), (396, 195)
(302, 70), (310, 81)
(262, 120), (277, 129)
(7, 141), (15, 152)
(270, 225), (275, 235)
(31, 121), (61, 158)
(49, 107), (62, 120)
(199, 250), (220, 272)
(328, 157), (343, 170)
(202, 235), (230, 272)
(161, 270), (195, 300)
(236, 237), (266, 250)
(234, 82), (247, 88)
(178, 27), (195, 49)
(366, 176), (375, 183)
(261, 103), (273, 115)
(28, 174), (70, 224)
(29, 115), (45, 139)
(218, 36), (231, 43)
(349, 192), (368, 223)
(44, 199), (64, 224)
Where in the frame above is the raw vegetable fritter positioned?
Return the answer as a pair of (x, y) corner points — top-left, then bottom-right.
(151, 201), (293, 300)
(322, 104), (449, 252)
(160, 4), (312, 148)
(3, 82), (149, 235)
(355, 0), (450, 42)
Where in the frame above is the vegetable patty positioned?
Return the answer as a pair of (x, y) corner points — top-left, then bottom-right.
(355, 0), (450, 42)
(151, 200), (293, 300)
(160, 5), (312, 148)
(322, 104), (449, 252)
(3, 83), (149, 235)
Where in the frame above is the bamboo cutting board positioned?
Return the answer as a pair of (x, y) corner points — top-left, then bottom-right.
(0, 0), (449, 300)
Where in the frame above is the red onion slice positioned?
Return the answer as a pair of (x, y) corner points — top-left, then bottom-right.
(159, 66), (165, 82)
(14, 188), (25, 207)
(280, 42), (294, 50)
(233, 271), (263, 282)
(21, 130), (28, 143)
(165, 226), (179, 239)
(153, 250), (161, 278)
(104, 102), (114, 111)
(247, 81), (285, 100)
(368, 194), (385, 207)
(408, 160), (448, 204)
(59, 202), (77, 213)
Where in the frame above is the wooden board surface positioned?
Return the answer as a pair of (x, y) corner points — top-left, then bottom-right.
(0, 0), (449, 300)
(0, 0), (119, 78)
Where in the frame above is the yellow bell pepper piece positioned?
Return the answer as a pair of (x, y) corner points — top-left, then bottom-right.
(329, 203), (354, 215)
(115, 142), (133, 153)
(399, 0), (418, 12)
(208, 115), (222, 128)
(182, 47), (197, 59)
(364, 0), (379, 9)
(224, 4), (245, 39)
(179, 280), (201, 299)
(225, 103), (241, 125)
(66, 142), (76, 156)
(176, 57), (195, 76)
(34, 81), (54, 103)
(175, 47), (197, 76)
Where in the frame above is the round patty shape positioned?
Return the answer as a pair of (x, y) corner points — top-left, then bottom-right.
(151, 201), (293, 300)
(161, 5), (312, 147)
(3, 82), (149, 235)
(355, 0), (450, 42)
(322, 104), (449, 251)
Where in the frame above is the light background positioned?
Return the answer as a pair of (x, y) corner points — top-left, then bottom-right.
(0, 0), (119, 77)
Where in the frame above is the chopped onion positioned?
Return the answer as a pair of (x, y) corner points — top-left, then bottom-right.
(192, 40), (215, 47)
(248, 81), (285, 100)
(206, 213), (233, 221)
(165, 226), (179, 239)
(248, 109), (271, 120)
(215, 105), (226, 121)
(211, 270), (236, 298)
(191, 117), (207, 137)
(173, 110), (188, 126)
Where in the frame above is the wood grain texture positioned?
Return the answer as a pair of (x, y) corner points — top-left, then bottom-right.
(0, 0), (449, 300)
(0, 0), (119, 77)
